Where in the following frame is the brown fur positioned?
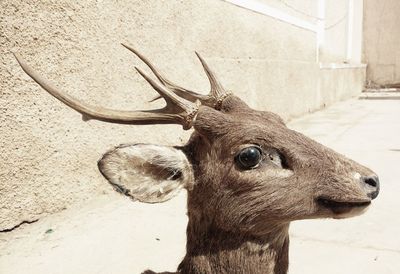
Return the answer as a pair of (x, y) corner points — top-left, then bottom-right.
(154, 96), (378, 273)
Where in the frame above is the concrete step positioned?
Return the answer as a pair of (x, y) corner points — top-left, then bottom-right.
(359, 91), (400, 100)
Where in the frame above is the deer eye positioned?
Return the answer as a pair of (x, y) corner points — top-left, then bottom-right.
(236, 146), (262, 169)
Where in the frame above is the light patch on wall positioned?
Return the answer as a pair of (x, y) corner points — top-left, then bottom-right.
(222, 0), (318, 32)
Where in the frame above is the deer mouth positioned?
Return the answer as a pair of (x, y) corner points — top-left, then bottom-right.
(317, 198), (371, 215)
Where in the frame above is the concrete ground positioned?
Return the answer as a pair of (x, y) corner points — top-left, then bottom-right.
(288, 98), (400, 274)
(0, 98), (399, 274)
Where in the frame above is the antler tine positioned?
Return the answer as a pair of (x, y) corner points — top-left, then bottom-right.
(122, 43), (232, 110)
(121, 43), (206, 103)
(14, 53), (199, 129)
(134, 66), (199, 114)
(195, 52), (231, 108)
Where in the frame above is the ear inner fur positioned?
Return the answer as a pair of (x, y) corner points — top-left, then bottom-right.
(98, 144), (194, 203)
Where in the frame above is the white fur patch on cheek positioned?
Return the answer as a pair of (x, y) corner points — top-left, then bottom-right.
(353, 172), (361, 180)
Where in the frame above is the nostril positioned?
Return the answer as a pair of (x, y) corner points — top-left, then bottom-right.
(364, 177), (378, 187)
(361, 175), (380, 200)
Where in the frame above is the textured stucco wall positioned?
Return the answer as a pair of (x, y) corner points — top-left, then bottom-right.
(363, 0), (400, 85)
(1, 0), (364, 231)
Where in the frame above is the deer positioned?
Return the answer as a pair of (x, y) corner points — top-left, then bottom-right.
(14, 44), (380, 274)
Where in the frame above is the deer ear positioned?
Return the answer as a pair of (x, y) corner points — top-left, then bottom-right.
(98, 144), (194, 203)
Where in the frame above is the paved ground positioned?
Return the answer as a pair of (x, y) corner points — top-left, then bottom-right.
(288, 98), (400, 274)
(1, 98), (399, 274)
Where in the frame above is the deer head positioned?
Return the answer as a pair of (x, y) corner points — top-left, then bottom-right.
(15, 44), (379, 274)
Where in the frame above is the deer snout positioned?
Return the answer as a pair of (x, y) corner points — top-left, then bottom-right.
(360, 175), (380, 200)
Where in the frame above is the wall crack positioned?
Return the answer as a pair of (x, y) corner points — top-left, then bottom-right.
(0, 219), (39, 233)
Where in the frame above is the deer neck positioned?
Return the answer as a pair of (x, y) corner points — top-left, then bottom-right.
(178, 219), (290, 274)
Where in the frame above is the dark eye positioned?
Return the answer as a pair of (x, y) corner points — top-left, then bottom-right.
(236, 146), (262, 169)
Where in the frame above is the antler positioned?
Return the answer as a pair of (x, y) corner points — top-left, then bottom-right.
(121, 44), (231, 110)
(14, 52), (200, 129)
(121, 43), (207, 104)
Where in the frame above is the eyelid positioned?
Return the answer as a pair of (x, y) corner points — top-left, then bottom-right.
(252, 145), (263, 154)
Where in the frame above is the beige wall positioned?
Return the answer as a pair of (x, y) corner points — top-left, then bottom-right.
(320, 0), (348, 62)
(363, 0), (400, 86)
(0, 0), (365, 231)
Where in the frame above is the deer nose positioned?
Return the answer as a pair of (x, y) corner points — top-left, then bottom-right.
(361, 175), (380, 200)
